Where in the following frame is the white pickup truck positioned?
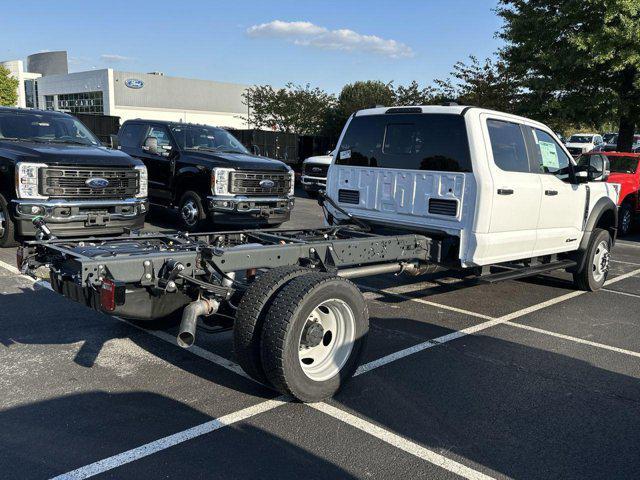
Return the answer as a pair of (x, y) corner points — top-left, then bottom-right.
(22, 105), (619, 402)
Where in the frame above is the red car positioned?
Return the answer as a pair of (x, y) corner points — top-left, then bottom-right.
(580, 152), (640, 236)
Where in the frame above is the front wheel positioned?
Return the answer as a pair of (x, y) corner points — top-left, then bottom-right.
(573, 228), (611, 291)
(178, 191), (207, 232)
(261, 274), (369, 402)
(0, 194), (18, 248)
(618, 204), (633, 236)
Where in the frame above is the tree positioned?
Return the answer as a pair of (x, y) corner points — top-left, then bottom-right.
(497, 0), (640, 151)
(393, 81), (437, 106)
(0, 65), (19, 107)
(433, 56), (521, 113)
(243, 83), (336, 135)
(337, 80), (395, 118)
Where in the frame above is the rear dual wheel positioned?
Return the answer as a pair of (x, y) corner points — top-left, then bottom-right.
(234, 268), (369, 402)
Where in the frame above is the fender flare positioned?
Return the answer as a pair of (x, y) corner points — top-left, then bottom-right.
(173, 168), (208, 204)
(570, 196), (618, 273)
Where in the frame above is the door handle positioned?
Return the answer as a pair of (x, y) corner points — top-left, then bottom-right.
(497, 189), (514, 195)
(545, 190), (558, 196)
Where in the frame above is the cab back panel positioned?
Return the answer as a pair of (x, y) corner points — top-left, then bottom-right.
(327, 165), (469, 234)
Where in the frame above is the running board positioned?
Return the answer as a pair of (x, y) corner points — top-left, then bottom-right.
(478, 259), (577, 284)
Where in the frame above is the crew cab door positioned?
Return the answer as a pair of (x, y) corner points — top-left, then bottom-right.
(138, 125), (175, 203)
(482, 117), (542, 263)
(526, 127), (586, 254)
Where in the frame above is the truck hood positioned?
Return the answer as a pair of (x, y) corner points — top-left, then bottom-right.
(0, 141), (141, 167)
(565, 142), (595, 150)
(184, 151), (290, 172)
(303, 154), (333, 165)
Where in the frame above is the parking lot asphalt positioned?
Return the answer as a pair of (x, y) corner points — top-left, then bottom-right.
(1, 191), (639, 480)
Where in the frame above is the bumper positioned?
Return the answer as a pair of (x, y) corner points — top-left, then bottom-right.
(12, 198), (148, 237)
(207, 195), (294, 224)
(301, 175), (327, 191)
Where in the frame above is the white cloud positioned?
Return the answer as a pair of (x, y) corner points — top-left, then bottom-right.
(100, 54), (133, 62)
(246, 20), (414, 59)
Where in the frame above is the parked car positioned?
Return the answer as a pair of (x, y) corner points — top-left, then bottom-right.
(579, 151), (639, 235)
(25, 105), (620, 402)
(300, 151), (333, 197)
(117, 120), (295, 230)
(565, 133), (604, 157)
(598, 134), (640, 152)
(0, 107), (147, 247)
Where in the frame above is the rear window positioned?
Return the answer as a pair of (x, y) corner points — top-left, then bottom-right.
(335, 113), (472, 172)
(605, 155), (638, 174)
(119, 123), (146, 148)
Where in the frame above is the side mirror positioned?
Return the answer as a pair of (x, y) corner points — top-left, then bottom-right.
(587, 155), (610, 182)
(109, 134), (120, 150)
(252, 145), (261, 156)
(143, 136), (158, 154)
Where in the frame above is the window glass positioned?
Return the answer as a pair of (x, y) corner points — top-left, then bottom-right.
(147, 126), (172, 148)
(0, 110), (99, 145)
(335, 114), (472, 172)
(580, 154), (639, 174)
(119, 123), (146, 148)
(170, 125), (248, 154)
(532, 129), (572, 177)
(486, 119), (530, 172)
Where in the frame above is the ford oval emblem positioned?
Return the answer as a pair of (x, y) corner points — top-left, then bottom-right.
(259, 179), (275, 189)
(312, 167), (322, 173)
(125, 78), (144, 89)
(86, 177), (110, 189)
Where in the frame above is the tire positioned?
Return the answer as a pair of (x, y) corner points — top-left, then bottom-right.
(261, 274), (369, 402)
(234, 266), (314, 384)
(178, 191), (207, 232)
(573, 228), (612, 291)
(0, 194), (18, 248)
(618, 203), (633, 236)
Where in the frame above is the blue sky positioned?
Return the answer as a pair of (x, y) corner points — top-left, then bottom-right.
(2, 0), (503, 93)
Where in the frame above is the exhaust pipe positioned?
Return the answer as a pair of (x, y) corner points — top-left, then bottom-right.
(177, 298), (219, 348)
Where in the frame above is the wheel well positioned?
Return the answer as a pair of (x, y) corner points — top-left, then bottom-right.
(173, 174), (204, 205)
(595, 208), (616, 238)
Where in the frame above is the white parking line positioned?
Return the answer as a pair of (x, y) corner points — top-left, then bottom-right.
(602, 288), (640, 299)
(504, 321), (640, 358)
(50, 397), (288, 480)
(616, 240), (640, 248)
(0, 259), (21, 275)
(358, 285), (494, 321)
(611, 259), (640, 266)
(310, 402), (497, 480)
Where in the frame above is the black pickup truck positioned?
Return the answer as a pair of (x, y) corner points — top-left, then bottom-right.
(117, 120), (295, 230)
(0, 107), (148, 247)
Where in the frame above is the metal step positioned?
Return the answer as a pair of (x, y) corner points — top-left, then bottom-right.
(478, 259), (577, 284)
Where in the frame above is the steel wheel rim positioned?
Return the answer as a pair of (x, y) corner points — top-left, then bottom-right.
(0, 209), (6, 238)
(592, 240), (610, 283)
(298, 298), (356, 382)
(181, 200), (199, 226)
(622, 209), (631, 233)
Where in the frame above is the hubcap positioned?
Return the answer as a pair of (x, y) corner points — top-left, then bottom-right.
(592, 240), (610, 283)
(0, 210), (5, 238)
(181, 200), (199, 226)
(298, 299), (356, 382)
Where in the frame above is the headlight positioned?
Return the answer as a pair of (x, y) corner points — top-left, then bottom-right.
(135, 165), (148, 198)
(289, 169), (295, 196)
(212, 168), (234, 195)
(15, 162), (48, 199)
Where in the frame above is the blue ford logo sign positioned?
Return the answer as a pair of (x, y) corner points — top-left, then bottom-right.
(125, 78), (144, 89)
(86, 178), (110, 189)
(259, 179), (275, 189)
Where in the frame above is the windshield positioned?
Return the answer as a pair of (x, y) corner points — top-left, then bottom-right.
(335, 113), (472, 172)
(568, 135), (594, 144)
(170, 125), (249, 154)
(0, 111), (100, 146)
(603, 133), (617, 144)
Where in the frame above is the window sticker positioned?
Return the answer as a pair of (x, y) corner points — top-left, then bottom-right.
(339, 149), (351, 160)
(539, 141), (560, 169)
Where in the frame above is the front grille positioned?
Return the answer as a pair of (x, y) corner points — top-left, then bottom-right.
(40, 167), (139, 199)
(303, 163), (329, 177)
(229, 171), (291, 196)
(338, 189), (360, 205)
(428, 198), (458, 216)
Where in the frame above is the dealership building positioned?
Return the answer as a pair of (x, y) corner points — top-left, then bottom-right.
(1, 51), (249, 128)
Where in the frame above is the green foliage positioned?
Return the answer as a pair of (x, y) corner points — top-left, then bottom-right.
(393, 80), (438, 106)
(337, 80), (395, 117)
(497, 0), (640, 149)
(242, 83), (336, 135)
(0, 65), (19, 107)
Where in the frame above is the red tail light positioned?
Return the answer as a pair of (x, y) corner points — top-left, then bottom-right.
(100, 278), (116, 312)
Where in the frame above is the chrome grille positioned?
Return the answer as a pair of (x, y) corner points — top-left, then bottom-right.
(40, 167), (139, 199)
(229, 171), (291, 196)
